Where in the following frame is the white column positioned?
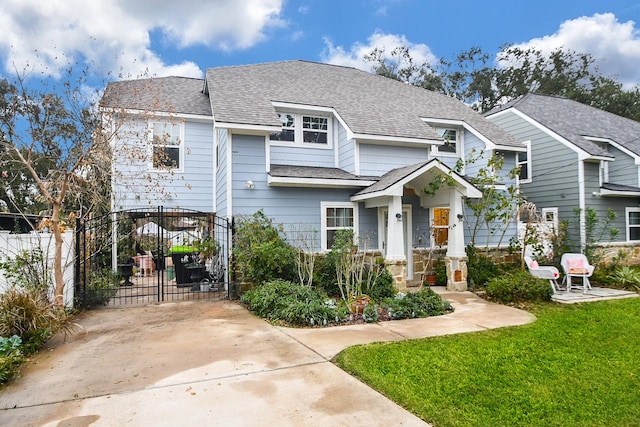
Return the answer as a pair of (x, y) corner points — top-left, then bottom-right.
(385, 195), (406, 261)
(446, 190), (466, 258)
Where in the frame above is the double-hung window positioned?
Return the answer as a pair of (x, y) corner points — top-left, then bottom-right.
(517, 141), (531, 182)
(321, 202), (357, 251)
(435, 128), (459, 155)
(626, 207), (640, 241)
(270, 112), (330, 147)
(151, 121), (183, 171)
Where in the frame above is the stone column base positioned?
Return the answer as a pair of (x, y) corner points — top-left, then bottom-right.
(385, 259), (407, 293)
(444, 256), (468, 291)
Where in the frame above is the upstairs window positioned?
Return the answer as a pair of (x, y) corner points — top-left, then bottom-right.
(270, 112), (331, 147)
(517, 141), (531, 182)
(151, 121), (183, 170)
(436, 128), (458, 155)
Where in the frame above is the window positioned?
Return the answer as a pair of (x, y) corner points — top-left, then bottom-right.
(626, 208), (640, 241)
(151, 121), (182, 170)
(321, 202), (357, 251)
(432, 207), (449, 246)
(270, 113), (330, 146)
(436, 128), (458, 155)
(517, 141), (531, 182)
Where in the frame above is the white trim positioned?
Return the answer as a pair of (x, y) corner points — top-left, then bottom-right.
(488, 108), (611, 160)
(148, 120), (185, 173)
(599, 188), (640, 197)
(626, 207), (640, 242)
(422, 116), (526, 153)
(354, 140), (360, 175)
(212, 126), (217, 212)
(269, 112), (334, 150)
(100, 106), (213, 123)
(265, 135), (271, 173)
(215, 122), (279, 133)
(578, 160), (586, 249)
(518, 140), (532, 184)
(226, 130), (233, 218)
(584, 136), (640, 164)
(320, 201), (359, 252)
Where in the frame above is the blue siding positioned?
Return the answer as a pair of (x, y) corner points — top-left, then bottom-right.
(338, 124), (355, 174)
(608, 145), (638, 185)
(112, 119), (214, 212)
(359, 144), (428, 176)
(270, 145), (334, 168)
(215, 128), (228, 217)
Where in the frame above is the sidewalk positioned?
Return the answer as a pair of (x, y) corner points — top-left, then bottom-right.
(0, 290), (534, 427)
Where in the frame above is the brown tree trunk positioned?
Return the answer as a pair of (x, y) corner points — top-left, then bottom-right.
(51, 201), (65, 307)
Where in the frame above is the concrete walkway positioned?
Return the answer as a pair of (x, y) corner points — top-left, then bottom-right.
(0, 289), (534, 427)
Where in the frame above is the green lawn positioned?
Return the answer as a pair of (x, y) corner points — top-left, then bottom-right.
(335, 298), (640, 427)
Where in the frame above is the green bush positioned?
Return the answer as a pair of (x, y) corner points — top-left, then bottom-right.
(362, 269), (396, 301)
(608, 266), (640, 290)
(466, 245), (500, 289)
(383, 287), (450, 320)
(79, 269), (120, 308)
(0, 335), (24, 383)
(233, 211), (297, 285)
(241, 280), (340, 326)
(486, 269), (553, 303)
(313, 254), (340, 297)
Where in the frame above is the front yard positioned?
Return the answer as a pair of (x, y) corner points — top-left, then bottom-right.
(336, 297), (640, 427)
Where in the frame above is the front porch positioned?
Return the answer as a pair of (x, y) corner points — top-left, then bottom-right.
(352, 160), (482, 292)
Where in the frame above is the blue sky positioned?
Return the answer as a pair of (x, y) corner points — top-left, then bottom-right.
(1, 0), (639, 87)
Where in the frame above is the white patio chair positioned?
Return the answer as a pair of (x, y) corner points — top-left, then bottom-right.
(524, 256), (562, 293)
(560, 253), (594, 293)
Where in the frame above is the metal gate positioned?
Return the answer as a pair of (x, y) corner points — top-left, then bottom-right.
(75, 207), (230, 307)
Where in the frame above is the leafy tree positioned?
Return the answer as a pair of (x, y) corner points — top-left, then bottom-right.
(365, 44), (640, 119)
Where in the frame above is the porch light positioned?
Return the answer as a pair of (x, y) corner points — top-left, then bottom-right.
(457, 213), (464, 221)
(395, 213), (402, 221)
(245, 180), (255, 189)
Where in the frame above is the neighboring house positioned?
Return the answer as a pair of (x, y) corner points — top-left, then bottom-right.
(487, 93), (640, 252)
(101, 60), (524, 290)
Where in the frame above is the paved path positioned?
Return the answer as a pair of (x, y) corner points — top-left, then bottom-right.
(0, 290), (535, 427)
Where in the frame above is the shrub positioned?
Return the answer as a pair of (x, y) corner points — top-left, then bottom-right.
(79, 269), (120, 308)
(608, 266), (640, 291)
(362, 269), (396, 301)
(383, 287), (451, 320)
(486, 269), (552, 303)
(241, 280), (341, 326)
(466, 245), (500, 289)
(0, 335), (24, 383)
(0, 287), (69, 351)
(233, 211), (297, 285)
(314, 254), (340, 297)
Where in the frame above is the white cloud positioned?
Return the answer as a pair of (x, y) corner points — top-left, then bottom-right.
(321, 31), (437, 72)
(0, 0), (283, 80)
(507, 13), (640, 87)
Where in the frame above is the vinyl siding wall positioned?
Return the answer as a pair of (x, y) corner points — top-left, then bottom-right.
(215, 128), (229, 218)
(359, 144), (428, 176)
(112, 119), (215, 212)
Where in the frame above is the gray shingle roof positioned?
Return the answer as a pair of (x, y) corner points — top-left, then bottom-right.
(205, 60), (522, 147)
(354, 161), (431, 196)
(489, 93), (640, 157)
(270, 164), (377, 181)
(101, 77), (211, 117)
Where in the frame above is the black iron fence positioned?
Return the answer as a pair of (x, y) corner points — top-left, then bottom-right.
(75, 207), (230, 307)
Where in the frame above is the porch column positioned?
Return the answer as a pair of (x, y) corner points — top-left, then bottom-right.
(385, 195), (407, 291)
(445, 190), (468, 291)
(386, 196), (405, 260)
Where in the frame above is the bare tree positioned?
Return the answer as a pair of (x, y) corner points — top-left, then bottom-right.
(0, 65), (113, 306)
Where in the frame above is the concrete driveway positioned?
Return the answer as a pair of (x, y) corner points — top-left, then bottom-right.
(0, 290), (535, 426)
